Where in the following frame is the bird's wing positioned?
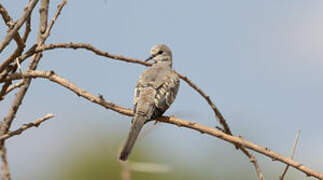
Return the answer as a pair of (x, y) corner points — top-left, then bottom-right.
(133, 68), (179, 117)
(153, 70), (180, 116)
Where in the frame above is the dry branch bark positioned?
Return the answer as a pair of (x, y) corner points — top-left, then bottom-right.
(1, 70), (133, 116)
(0, 114), (54, 141)
(1, 70), (322, 179)
(3, 80), (24, 96)
(0, 3), (25, 49)
(0, 0), (39, 53)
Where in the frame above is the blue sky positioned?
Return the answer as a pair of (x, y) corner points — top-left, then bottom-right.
(1, 0), (323, 179)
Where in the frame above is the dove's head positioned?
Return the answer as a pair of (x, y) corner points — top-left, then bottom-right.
(145, 44), (172, 67)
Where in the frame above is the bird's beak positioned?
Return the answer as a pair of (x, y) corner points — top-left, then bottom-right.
(144, 55), (154, 62)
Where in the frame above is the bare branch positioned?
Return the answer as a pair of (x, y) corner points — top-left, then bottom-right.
(239, 142), (264, 180)
(158, 117), (322, 180)
(29, 42), (262, 178)
(22, 14), (31, 43)
(0, 82), (11, 101)
(42, 0), (66, 39)
(0, 47), (24, 74)
(0, 3), (25, 49)
(0, 0), (67, 135)
(175, 74), (231, 133)
(0, 78), (31, 180)
(28, 0), (67, 70)
(0, 113), (53, 180)
(1, 42), (145, 77)
(1, 70), (322, 179)
(0, 114), (54, 141)
(4, 80), (24, 96)
(1, 45), (38, 76)
(0, 3), (26, 99)
(0, 1), (66, 178)
(38, 0), (49, 41)
(0, 80), (24, 101)
(36, 43), (149, 66)
(280, 129), (301, 180)
(0, 145), (9, 180)
(0, 0), (39, 53)
(1, 70), (132, 116)
(22, 0), (32, 43)
(0, 4), (27, 103)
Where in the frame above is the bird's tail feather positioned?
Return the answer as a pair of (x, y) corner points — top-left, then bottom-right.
(119, 114), (147, 161)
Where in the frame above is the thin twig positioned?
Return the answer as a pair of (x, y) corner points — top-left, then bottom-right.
(1, 70), (322, 179)
(0, 113), (53, 180)
(28, 0), (66, 70)
(2, 45), (38, 76)
(0, 0), (39, 53)
(22, 12), (31, 43)
(28, 0), (50, 70)
(42, 0), (67, 40)
(0, 47), (24, 74)
(15, 58), (24, 75)
(239, 137), (264, 180)
(175, 74), (231, 134)
(36, 43), (149, 66)
(22, 0), (32, 43)
(4, 80), (24, 95)
(280, 129), (301, 180)
(0, 67), (13, 101)
(0, 3), (31, 74)
(0, 114), (54, 141)
(0, 80), (24, 102)
(0, 3), (25, 49)
(0, 3), (26, 99)
(0, 82), (11, 101)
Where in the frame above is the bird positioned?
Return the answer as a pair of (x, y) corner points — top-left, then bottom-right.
(119, 44), (180, 161)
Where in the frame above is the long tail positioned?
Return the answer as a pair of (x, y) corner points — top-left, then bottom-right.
(119, 114), (147, 161)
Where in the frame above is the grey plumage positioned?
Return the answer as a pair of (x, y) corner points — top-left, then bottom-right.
(119, 44), (180, 161)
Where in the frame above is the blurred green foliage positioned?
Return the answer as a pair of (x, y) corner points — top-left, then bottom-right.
(52, 139), (209, 180)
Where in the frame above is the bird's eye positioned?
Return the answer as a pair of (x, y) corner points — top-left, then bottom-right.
(158, 50), (163, 54)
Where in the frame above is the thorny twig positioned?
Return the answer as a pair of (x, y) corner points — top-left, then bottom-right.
(1, 70), (322, 179)
(0, 114), (54, 141)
